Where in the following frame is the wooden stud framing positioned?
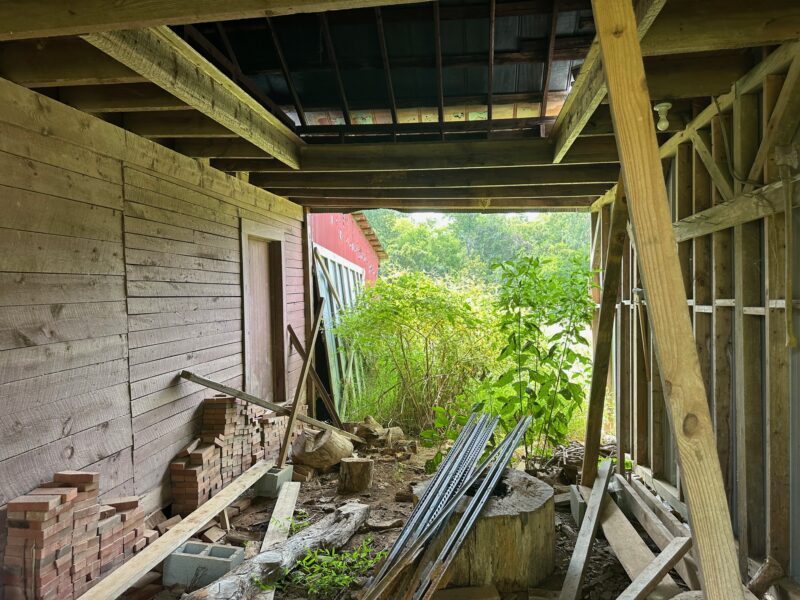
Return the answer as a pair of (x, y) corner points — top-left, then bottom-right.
(267, 18), (307, 127)
(592, 2), (742, 597)
(732, 92), (766, 571)
(83, 26), (302, 169)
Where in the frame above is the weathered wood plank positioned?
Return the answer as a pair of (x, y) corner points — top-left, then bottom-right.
(128, 308), (242, 332)
(0, 185), (123, 243)
(128, 319), (240, 350)
(130, 349), (241, 397)
(84, 27), (301, 168)
(0, 415), (132, 506)
(126, 264), (240, 285)
(0, 229), (124, 275)
(0, 150), (122, 210)
(560, 460), (613, 600)
(126, 296), (241, 315)
(128, 330), (241, 366)
(126, 281), (241, 298)
(593, 2), (742, 597)
(0, 334), (127, 383)
(124, 233), (240, 263)
(0, 301), (127, 350)
(0, 382), (130, 461)
(616, 537), (692, 600)
(125, 248), (239, 274)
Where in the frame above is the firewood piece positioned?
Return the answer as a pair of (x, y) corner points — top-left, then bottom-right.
(291, 428), (353, 469)
(201, 526), (227, 544)
(184, 503), (370, 599)
(338, 457), (374, 494)
(157, 515), (181, 535)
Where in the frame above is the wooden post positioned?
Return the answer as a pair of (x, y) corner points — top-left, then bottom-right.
(762, 73), (791, 569)
(582, 184), (627, 485)
(591, 1), (743, 597)
(277, 299), (326, 467)
(733, 92), (766, 572)
(287, 324), (343, 429)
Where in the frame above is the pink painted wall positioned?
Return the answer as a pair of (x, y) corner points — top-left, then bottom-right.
(310, 213), (381, 281)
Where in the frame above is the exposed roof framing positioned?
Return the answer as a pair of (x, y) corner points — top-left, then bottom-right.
(0, 0), (436, 41)
(374, 7), (398, 127)
(319, 13), (352, 126)
(266, 17), (307, 126)
(82, 26), (302, 168)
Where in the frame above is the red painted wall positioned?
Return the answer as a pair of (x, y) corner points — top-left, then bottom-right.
(310, 213), (381, 281)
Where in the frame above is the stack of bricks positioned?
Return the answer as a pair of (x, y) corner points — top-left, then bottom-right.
(103, 498), (147, 560)
(169, 396), (270, 515)
(4, 487), (76, 600)
(169, 443), (222, 515)
(56, 472), (101, 597)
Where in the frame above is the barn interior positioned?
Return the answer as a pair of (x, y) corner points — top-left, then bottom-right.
(0, 0), (799, 599)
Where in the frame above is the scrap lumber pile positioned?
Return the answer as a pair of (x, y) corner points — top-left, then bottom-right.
(2, 472), (159, 600)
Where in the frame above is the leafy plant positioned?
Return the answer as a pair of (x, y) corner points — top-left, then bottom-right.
(471, 254), (595, 463)
(335, 271), (499, 435)
(273, 537), (387, 598)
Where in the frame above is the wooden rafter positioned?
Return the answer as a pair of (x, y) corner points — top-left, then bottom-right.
(83, 26), (302, 169)
(182, 24), (296, 130)
(549, 0), (666, 163)
(591, 41), (800, 211)
(374, 7), (398, 126)
(302, 197), (594, 211)
(487, 0), (496, 122)
(267, 17), (307, 127)
(592, 1), (742, 597)
(539, 0), (559, 136)
(319, 13), (351, 126)
(433, 1), (445, 137)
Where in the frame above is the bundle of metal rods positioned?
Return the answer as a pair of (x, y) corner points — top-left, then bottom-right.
(363, 414), (532, 600)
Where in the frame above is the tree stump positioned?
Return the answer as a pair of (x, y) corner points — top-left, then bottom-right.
(412, 468), (553, 593)
(338, 457), (374, 494)
(290, 428), (353, 469)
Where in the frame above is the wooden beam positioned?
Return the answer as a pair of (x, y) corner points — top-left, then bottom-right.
(0, 38), (145, 88)
(689, 129), (734, 202)
(270, 184), (610, 199)
(486, 0), (496, 122)
(745, 51), (800, 191)
(288, 324), (343, 429)
(581, 184), (627, 486)
(591, 41), (800, 212)
(83, 26), (302, 168)
(260, 481), (300, 553)
(319, 13), (351, 126)
(300, 197), (594, 211)
(539, 0), (559, 134)
(550, 0), (665, 163)
(579, 487), (681, 599)
(0, 0), (435, 40)
(433, 1), (444, 135)
(267, 18), (306, 128)
(673, 173), (800, 242)
(732, 92), (765, 574)
(374, 7), (397, 127)
(179, 370), (364, 444)
(122, 111), (239, 138)
(250, 163), (619, 189)
(207, 138), (617, 171)
(78, 460), (275, 600)
(593, 1), (742, 598)
(560, 460), (613, 600)
(617, 537), (693, 600)
(58, 83), (187, 112)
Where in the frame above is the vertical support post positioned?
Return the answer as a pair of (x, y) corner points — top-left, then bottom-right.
(582, 186), (627, 485)
(632, 255), (649, 468)
(733, 92), (766, 571)
(762, 74), (791, 569)
(648, 332), (664, 479)
(591, 2), (743, 597)
(710, 116), (733, 501)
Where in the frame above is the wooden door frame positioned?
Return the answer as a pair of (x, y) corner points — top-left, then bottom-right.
(241, 218), (287, 403)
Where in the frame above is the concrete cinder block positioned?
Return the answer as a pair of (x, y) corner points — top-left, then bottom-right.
(255, 465), (294, 498)
(569, 484), (586, 528)
(163, 541), (244, 588)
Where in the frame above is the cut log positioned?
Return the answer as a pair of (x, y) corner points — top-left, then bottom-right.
(338, 457), (374, 494)
(412, 469), (554, 593)
(291, 427), (353, 469)
(355, 416), (405, 447)
(185, 503), (370, 600)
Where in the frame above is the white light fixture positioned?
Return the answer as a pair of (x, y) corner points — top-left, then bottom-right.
(654, 102), (672, 132)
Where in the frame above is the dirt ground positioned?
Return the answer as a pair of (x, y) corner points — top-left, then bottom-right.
(217, 443), (642, 600)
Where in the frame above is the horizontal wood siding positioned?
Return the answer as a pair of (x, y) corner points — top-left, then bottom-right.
(0, 76), (308, 526)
